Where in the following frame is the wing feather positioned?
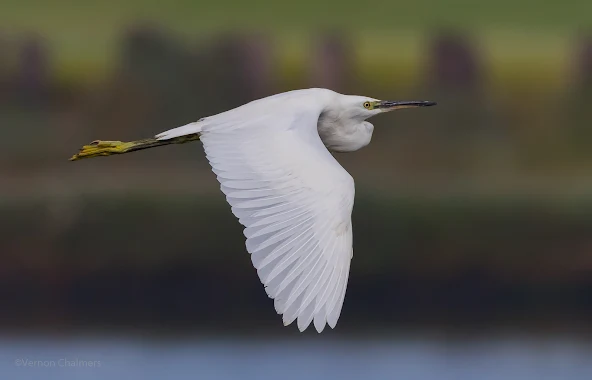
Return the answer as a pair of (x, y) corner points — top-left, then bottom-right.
(198, 110), (355, 332)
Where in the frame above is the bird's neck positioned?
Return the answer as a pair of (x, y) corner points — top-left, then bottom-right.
(317, 112), (372, 153)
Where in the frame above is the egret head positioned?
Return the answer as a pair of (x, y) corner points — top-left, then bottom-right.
(318, 92), (437, 152)
(342, 95), (437, 121)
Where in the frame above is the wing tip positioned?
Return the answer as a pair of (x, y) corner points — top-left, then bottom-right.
(280, 313), (334, 333)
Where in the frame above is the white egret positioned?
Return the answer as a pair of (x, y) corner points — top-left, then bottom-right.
(70, 88), (436, 332)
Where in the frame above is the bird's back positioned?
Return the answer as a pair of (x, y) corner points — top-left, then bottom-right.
(157, 89), (336, 140)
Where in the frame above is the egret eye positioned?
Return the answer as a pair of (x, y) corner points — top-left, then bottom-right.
(363, 101), (372, 110)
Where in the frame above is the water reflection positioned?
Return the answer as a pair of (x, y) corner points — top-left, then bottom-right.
(3, 333), (592, 380)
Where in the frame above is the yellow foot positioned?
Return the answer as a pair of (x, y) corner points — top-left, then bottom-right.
(69, 140), (131, 161)
(69, 134), (199, 161)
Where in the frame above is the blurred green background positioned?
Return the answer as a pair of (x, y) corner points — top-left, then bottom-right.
(2, 1), (592, 379)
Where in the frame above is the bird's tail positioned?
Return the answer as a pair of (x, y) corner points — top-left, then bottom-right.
(69, 134), (200, 161)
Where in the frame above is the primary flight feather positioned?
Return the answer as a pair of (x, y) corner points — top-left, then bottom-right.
(70, 88), (436, 332)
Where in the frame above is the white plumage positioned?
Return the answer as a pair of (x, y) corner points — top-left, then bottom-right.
(155, 88), (435, 332)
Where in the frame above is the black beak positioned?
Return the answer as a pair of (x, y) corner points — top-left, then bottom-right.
(377, 100), (437, 110)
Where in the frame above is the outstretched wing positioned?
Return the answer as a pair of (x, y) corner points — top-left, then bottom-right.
(198, 110), (355, 332)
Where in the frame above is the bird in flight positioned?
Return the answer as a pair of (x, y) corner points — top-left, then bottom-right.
(70, 88), (436, 332)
